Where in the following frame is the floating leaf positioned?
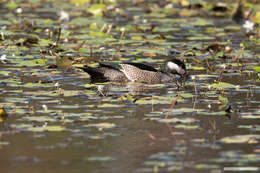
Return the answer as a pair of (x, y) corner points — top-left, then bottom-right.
(98, 103), (124, 108)
(135, 95), (182, 105)
(253, 66), (260, 72)
(71, 0), (91, 4)
(0, 141), (10, 146)
(241, 114), (260, 119)
(6, 2), (18, 10)
(90, 31), (112, 38)
(84, 122), (116, 129)
(218, 95), (228, 104)
(168, 108), (204, 115)
(87, 4), (106, 17)
(255, 11), (260, 25)
(62, 90), (79, 97)
(195, 164), (219, 169)
(22, 116), (57, 122)
(198, 111), (226, 116)
(191, 66), (206, 70)
(215, 51), (224, 58)
(181, 93), (193, 98)
(157, 117), (198, 124)
(44, 126), (66, 132)
(238, 125), (260, 132)
(10, 123), (65, 132)
(87, 156), (115, 161)
(220, 135), (260, 144)
(210, 82), (237, 89)
(174, 124), (200, 129)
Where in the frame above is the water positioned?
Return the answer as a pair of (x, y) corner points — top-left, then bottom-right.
(0, 0), (260, 173)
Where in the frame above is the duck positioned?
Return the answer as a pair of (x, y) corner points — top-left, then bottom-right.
(79, 59), (187, 84)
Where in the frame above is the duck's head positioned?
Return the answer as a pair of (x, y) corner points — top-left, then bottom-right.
(164, 59), (187, 77)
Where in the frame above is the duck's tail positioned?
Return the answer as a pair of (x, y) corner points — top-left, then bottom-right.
(78, 66), (107, 81)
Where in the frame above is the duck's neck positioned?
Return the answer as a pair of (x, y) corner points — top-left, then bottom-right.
(159, 64), (167, 73)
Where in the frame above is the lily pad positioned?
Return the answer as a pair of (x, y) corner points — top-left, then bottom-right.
(219, 135), (260, 144)
(157, 117), (198, 124)
(86, 156), (116, 161)
(84, 122), (116, 129)
(87, 4), (106, 17)
(210, 82), (237, 89)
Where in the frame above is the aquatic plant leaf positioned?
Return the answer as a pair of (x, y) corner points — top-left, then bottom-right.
(10, 123), (65, 132)
(253, 66), (260, 72)
(87, 4), (106, 17)
(220, 135), (260, 144)
(157, 117), (198, 124)
(98, 103), (124, 108)
(90, 31), (112, 38)
(71, 0), (91, 4)
(14, 58), (47, 67)
(6, 2), (18, 10)
(169, 108), (204, 115)
(238, 125), (260, 132)
(23, 82), (53, 88)
(44, 126), (66, 132)
(215, 51), (224, 58)
(87, 156), (115, 161)
(180, 93), (193, 98)
(0, 141), (10, 146)
(255, 12), (260, 24)
(241, 114), (260, 119)
(198, 111), (226, 116)
(62, 90), (79, 97)
(84, 122), (116, 129)
(210, 82), (237, 89)
(174, 124), (200, 129)
(218, 95), (228, 104)
(194, 164), (219, 169)
(190, 66), (206, 70)
(22, 116), (57, 122)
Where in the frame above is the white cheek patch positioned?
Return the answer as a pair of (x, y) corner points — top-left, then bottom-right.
(167, 61), (181, 73)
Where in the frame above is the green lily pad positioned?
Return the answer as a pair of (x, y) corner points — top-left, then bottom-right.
(174, 124), (200, 129)
(253, 66), (260, 72)
(98, 103), (124, 108)
(219, 135), (260, 144)
(87, 4), (106, 17)
(157, 117), (198, 124)
(10, 123), (66, 132)
(84, 122), (116, 129)
(22, 116), (57, 122)
(44, 126), (66, 132)
(218, 95), (228, 104)
(210, 82), (237, 89)
(87, 156), (115, 161)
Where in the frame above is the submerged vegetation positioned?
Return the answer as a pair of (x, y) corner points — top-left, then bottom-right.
(0, 0), (260, 172)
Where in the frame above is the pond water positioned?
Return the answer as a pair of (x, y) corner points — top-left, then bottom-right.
(0, 0), (260, 173)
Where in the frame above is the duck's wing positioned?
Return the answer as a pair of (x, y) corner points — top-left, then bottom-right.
(120, 63), (160, 83)
(121, 62), (158, 72)
(79, 63), (127, 82)
(99, 62), (121, 71)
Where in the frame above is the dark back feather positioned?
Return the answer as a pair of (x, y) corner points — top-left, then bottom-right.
(122, 62), (157, 72)
(99, 62), (121, 71)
